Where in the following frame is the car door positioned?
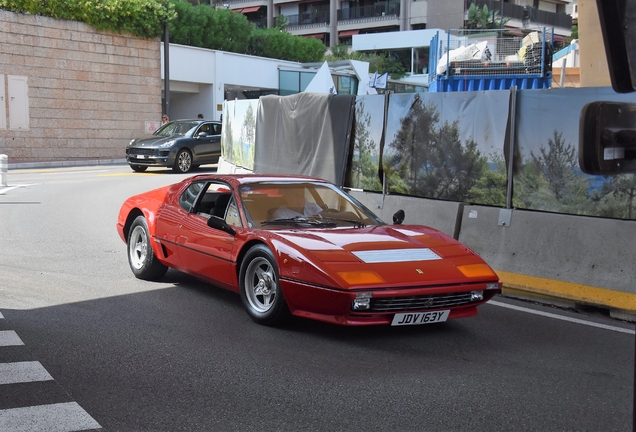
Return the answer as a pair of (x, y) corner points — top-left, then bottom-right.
(190, 122), (221, 163)
(153, 180), (207, 267)
(175, 182), (238, 289)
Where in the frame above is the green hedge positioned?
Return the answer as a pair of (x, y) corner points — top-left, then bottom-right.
(0, 0), (326, 62)
(247, 28), (326, 63)
(0, 0), (174, 39)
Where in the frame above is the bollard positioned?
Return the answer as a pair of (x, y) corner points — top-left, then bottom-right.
(0, 154), (7, 187)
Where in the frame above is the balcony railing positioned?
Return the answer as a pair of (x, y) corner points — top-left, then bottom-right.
(469, 0), (572, 29)
(338, 2), (400, 21)
(287, 10), (330, 26)
(249, 17), (268, 28)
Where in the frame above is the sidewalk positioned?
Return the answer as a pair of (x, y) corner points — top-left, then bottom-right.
(7, 158), (127, 170)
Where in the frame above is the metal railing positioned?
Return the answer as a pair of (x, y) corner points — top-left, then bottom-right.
(287, 10), (330, 26)
(337, 2), (400, 21)
(469, 0), (572, 29)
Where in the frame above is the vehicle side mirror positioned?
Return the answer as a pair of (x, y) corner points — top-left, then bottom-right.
(577, 1), (636, 175)
(207, 215), (236, 235)
(197, 132), (208, 138)
(579, 102), (636, 175)
(393, 209), (405, 225)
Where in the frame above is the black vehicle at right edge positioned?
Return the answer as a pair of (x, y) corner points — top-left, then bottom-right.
(126, 120), (222, 173)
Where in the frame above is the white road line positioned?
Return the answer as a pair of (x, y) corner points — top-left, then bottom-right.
(0, 330), (24, 346)
(489, 300), (635, 334)
(0, 186), (23, 194)
(0, 361), (54, 385)
(0, 402), (101, 431)
(0, 183), (36, 194)
(0, 311), (3, 319)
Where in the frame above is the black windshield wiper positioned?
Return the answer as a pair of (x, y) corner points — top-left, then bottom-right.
(319, 217), (366, 228)
(261, 216), (337, 227)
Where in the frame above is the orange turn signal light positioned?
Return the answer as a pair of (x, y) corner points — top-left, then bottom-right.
(457, 264), (496, 278)
(337, 271), (385, 286)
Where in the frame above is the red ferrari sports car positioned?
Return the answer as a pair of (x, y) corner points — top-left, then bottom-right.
(117, 174), (501, 326)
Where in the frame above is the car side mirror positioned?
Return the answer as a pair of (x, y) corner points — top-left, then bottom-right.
(579, 102), (636, 175)
(393, 209), (405, 225)
(578, 0), (636, 175)
(197, 131), (208, 138)
(207, 215), (236, 235)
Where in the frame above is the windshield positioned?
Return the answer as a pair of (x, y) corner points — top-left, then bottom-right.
(154, 121), (198, 137)
(239, 181), (383, 228)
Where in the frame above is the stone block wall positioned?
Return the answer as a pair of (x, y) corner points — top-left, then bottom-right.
(0, 10), (161, 163)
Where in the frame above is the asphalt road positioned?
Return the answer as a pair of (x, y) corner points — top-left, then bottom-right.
(0, 165), (634, 431)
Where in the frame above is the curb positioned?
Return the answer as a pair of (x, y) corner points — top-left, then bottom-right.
(7, 159), (127, 170)
(497, 270), (636, 322)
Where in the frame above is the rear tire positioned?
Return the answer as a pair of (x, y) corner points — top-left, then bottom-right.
(173, 149), (193, 173)
(239, 245), (290, 326)
(130, 165), (147, 172)
(127, 216), (168, 280)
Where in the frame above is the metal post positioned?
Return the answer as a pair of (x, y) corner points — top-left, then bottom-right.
(560, 57), (567, 88)
(506, 86), (517, 209)
(163, 22), (170, 118)
(0, 154), (8, 187)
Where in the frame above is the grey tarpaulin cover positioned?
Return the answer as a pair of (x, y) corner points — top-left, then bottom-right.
(254, 92), (356, 185)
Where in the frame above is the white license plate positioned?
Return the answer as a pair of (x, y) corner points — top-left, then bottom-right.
(391, 310), (450, 326)
(135, 154), (145, 159)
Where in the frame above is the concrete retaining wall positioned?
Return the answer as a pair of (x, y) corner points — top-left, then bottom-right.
(0, 10), (161, 163)
(350, 191), (636, 320)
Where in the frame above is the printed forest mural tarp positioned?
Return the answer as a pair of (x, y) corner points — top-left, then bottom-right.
(514, 87), (636, 220)
(222, 99), (258, 170)
(223, 87), (636, 221)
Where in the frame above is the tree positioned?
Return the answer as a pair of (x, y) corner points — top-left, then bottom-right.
(349, 100), (381, 191)
(238, 104), (256, 169)
(592, 174), (636, 219)
(464, 4), (507, 30)
(275, 14), (290, 30)
(530, 130), (589, 204)
(386, 94), (487, 201)
(388, 94), (438, 192)
(417, 120), (487, 200)
(467, 153), (513, 207)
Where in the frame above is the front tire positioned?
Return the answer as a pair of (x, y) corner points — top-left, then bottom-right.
(127, 215), (168, 280)
(239, 245), (290, 326)
(130, 165), (147, 172)
(173, 149), (193, 173)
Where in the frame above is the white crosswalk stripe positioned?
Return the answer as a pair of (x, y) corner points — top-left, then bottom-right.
(0, 402), (102, 432)
(0, 361), (54, 385)
(0, 312), (102, 430)
(0, 330), (24, 346)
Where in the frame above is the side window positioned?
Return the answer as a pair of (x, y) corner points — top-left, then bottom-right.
(212, 124), (222, 135)
(197, 124), (211, 135)
(179, 182), (204, 211)
(225, 197), (242, 227)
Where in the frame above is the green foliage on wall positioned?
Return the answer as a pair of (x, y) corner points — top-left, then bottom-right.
(0, 0), (175, 38)
(0, 0), (326, 62)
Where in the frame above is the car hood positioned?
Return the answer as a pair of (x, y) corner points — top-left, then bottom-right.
(129, 135), (177, 149)
(271, 224), (499, 286)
